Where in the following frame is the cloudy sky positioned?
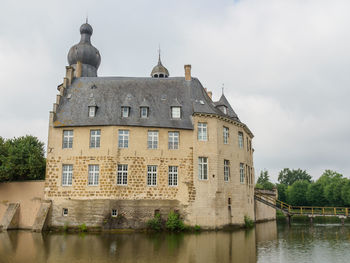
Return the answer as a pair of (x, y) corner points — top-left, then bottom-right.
(0, 0), (349, 182)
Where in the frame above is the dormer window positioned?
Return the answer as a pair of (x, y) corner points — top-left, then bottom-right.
(121, 107), (130, 118)
(171, 107), (181, 119)
(140, 107), (149, 118)
(222, 106), (227, 115)
(88, 106), (96, 117)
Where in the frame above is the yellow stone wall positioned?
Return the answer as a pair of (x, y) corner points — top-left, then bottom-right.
(45, 114), (255, 228)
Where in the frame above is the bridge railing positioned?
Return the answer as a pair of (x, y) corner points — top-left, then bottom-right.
(255, 190), (349, 217)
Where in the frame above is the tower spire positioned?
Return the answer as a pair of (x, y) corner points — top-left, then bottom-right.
(158, 44), (161, 64)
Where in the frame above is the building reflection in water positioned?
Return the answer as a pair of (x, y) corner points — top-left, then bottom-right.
(0, 221), (279, 263)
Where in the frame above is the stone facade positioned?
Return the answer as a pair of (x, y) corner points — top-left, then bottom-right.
(44, 22), (256, 229)
(45, 114), (255, 228)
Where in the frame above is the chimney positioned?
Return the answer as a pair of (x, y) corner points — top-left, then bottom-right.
(207, 91), (212, 100)
(76, 61), (82, 78)
(184, 64), (191, 81)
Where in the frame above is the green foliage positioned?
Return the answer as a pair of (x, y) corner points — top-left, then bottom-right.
(79, 223), (88, 232)
(63, 222), (69, 232)
(0, 135), (46, 182)
(256, 170), (275, 190)
(341, 180), (350, 206)
(166, 211), (185, 232)
(147, 213), (162, 231)
(306, 182), (327, 206)
(278, 168), (311, 186)
(244, 215), (254, 228)
(286, 180), (310, 206)
(194, 225), (201, 231)
(276, 184), (287, 203)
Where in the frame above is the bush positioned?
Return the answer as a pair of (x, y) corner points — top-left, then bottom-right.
(147, 213), (162, 231)
(194, 225), (201, 232)
(166, 211), (185, 232)
(244, 215), (254, 228)
(79, 223), (88, 232)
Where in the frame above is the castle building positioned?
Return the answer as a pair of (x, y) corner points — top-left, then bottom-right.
(44, 22), (255, 229)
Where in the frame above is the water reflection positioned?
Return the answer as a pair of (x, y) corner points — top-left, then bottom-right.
(1, 222), (349, 263)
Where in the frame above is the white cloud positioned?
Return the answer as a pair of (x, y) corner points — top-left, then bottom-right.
(0, 0), (349, 181)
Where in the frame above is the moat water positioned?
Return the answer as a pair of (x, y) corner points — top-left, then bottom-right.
(0, 221), (349, 263)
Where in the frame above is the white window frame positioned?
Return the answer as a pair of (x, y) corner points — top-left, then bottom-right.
(197, 123), (207, 141)
(62, 208), (68, 216)
(121, 107), (130, 118)
(117, 164), (128, 185)
(62, 164), (73, 186)
(118, 130), (129, 148)
(88, 164), (99, 186)
(168, 166), (178, 186)
(224, 160), (230, 182)
(63, 130), (73, 149)
(111, 209), (118, 217)
(238, 132), (244, 149)
(223, 127), (229, 144)
(90, 129), (101, 148)
(140, 107), (148, 118)
(171, 107), (181, 119)
(168, 131), (179, 150)
(240, 163), (245, 183)
(198, 157), (208, 180)
(148, 131), (158, 149)
(88, 106), (96, 117)
(147, 165), (157, 186)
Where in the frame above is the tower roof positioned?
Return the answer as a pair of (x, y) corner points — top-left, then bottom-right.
(151, 52), (169, 78)
(67, 22), (101, 76)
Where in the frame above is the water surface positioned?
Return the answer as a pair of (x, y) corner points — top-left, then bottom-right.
(0, 221), (349, 263)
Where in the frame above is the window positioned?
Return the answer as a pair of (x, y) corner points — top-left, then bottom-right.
(62, 164), (73, 186)
(222, 106), (227, 115)
(118, 130), (129, 148)
(62, 208), (68, 216)
(117, 164), (128, 185)
(88, 165), (99, 186)
(247, 138), (249, 151)
(111, 209), (118, 217)
(198, 123), (207, 141)
(171, 107), (181, 119)
(198, 157), (208, 180)
(63, 130), (73, 149)
(121, 107), (130, 118)
(88, 106), (96, 117)
(240, 163), (245, 183)
(147, 165), (157, 186)
(238, 132), (244, 149)
(223, 127), (229, 144)
(90, 129), (101, 148)
(168, 166), (178, 186)
(148, 131), (158, 149)
(168, 131), (179, 149)
(224, 160), (230, 182)
(140, 107), (149, 118)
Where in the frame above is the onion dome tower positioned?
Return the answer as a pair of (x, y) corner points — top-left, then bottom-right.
(151, 50), (169, 78)
(67, 21), (101, 77)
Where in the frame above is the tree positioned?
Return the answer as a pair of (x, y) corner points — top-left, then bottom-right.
(286, 180), (310, 206)
(256, 170), (275, 190)
(276, 183), (287, 203)
(0, 135), (46, 182)
(306, 182), (327, 206)
(341, 180), (350, 206)
(318, 170), (345, 206)
(278, 168), (312, 186)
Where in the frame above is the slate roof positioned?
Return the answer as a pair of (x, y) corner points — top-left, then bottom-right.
(214, 94), (240, 121)
(54, 77), (242, 130)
